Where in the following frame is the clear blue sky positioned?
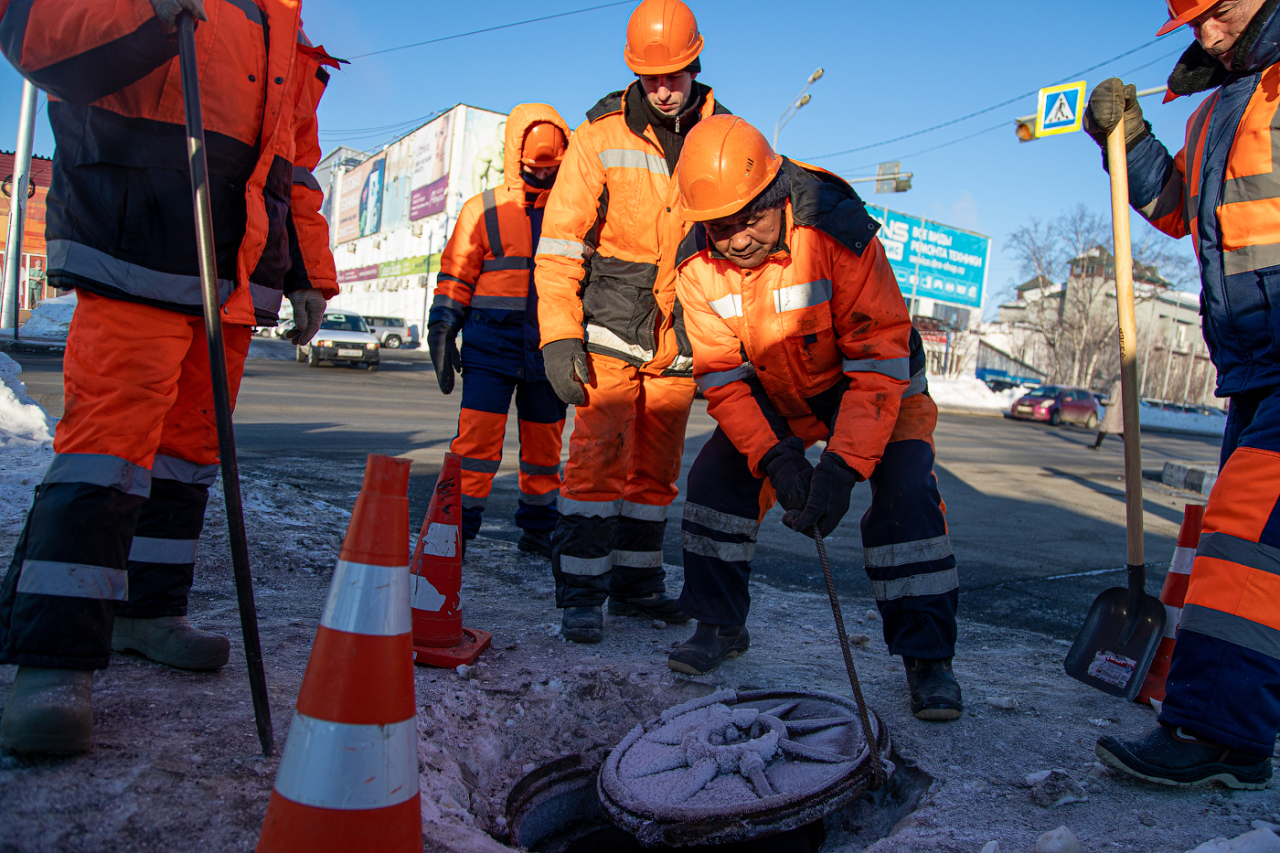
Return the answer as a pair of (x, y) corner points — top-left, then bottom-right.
(0, 0), (1202, 316)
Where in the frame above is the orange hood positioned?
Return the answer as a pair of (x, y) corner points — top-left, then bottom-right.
(503, 103), (571, 199)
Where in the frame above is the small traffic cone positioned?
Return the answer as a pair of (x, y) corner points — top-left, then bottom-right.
(1136, 503), (1205, 706)
(410, 451), (492, 667)
(257, 454), (421, 852)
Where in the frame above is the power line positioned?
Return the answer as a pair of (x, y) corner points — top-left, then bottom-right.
(806, 35), (1178, 162)
(346, 1), (632, 60)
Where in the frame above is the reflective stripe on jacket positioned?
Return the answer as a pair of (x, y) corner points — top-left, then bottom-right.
(1, 0), (340, 325)
(431, 104), (571, 380)
(535, 82), (728, 375)
(675, 160), (918, 478)
(1126, 6), (1280, 394)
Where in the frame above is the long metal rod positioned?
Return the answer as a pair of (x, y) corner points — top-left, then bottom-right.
(845, 172), (912, 184)
(1, 80), (37, 338)
(178, 15), (273, 757)
(812, 530), (886, 789)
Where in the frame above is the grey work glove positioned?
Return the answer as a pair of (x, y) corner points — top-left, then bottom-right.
(427, 321), (462, 395)
(543, 338), (590, 406)
(783, 452), (861, 538)
(1083, 78), (1149, 153)
(150, 0), (206, 33)
(762, 437), (814, 514)
(284, 289), (325, 346)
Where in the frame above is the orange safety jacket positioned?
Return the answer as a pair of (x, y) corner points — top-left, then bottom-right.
(675, 160), (923, 479)
(431, 104), (571, 379)
(1, 0), (340, 326)
(535, 81), (729, 375)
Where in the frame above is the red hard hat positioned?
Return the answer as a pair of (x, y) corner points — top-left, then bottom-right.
(521, 122), (567, 167)
(624, 0), (703, 75)
(675, 115), (782, 222)
(1157, 0), (1219, 35)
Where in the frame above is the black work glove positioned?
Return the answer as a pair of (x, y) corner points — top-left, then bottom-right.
(783, 452), (861, 538)
(762, 437), (814, 514)
(543, 338), (590, 406)
(1083, 78), (1149, 153)
(427, 321), (462, 394)
(284, 289), (325, 346)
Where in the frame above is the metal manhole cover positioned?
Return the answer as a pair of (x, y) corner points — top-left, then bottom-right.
(599, 688), (892, 847)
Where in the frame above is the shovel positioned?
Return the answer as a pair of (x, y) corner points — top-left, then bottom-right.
(1063, 112), (1166, 701)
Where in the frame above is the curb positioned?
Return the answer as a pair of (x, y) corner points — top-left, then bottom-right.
(1162, 461), (1217, 496)
(0, 334), (67, 353)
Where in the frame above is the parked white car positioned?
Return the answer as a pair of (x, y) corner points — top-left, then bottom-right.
(295, 312), (381, 370)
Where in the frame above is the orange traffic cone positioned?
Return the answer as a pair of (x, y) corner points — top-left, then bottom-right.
(410, 451), (492, 667)
(1136, 503), (1205, 706)
(257, 454), (421, 852)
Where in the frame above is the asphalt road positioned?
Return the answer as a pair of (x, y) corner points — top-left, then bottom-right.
(10, 341), (1223, 640)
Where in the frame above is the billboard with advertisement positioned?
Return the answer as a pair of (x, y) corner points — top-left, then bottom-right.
(865, 204), (989, 310)
(335, 153), (386, 243)
(409, 112), (453, 220)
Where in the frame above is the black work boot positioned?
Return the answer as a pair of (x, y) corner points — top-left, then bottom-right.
(668, 622), (750, 675)
(517, 529), (552, 558)
(608, 592), (691, 623)
(1096, 724), (1272, 789)
(1, 667), (94, 754)
(562, 606), (604, 643)
(904, 657), (963, 721)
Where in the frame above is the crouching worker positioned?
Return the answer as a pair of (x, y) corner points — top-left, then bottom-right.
(667, 116), (962, 721)
(429, 105), (573, 559)
(0, 0), (339, 753)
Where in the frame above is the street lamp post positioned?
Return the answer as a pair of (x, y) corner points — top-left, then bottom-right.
(774, 67), (824, 149)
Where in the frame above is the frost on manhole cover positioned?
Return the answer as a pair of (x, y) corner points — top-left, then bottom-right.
(598, 688), (891, 847)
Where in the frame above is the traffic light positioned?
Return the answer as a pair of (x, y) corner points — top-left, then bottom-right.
(1015, 115), (1037, 142)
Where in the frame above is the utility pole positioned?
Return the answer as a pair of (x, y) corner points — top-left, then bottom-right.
(1, 80), (38, 339)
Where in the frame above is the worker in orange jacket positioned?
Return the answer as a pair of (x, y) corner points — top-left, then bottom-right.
(429, 105), (572, 558)
(0, 0), (339, 754)
(669, 116), (962, 721)
(535, 0), (730, 642)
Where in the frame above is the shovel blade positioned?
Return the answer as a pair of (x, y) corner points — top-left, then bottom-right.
(1064, 586), (1167, 701)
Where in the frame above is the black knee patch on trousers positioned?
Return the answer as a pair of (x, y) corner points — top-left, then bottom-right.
(116, 478), (209, 618)
(0, 482), (145, 669)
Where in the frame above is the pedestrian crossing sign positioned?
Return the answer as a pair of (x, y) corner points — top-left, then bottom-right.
(1036, 81), (1087, 138)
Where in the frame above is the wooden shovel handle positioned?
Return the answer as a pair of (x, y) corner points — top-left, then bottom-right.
(1107, 115), (1145, 568)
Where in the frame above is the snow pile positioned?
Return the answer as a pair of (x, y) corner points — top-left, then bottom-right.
(18, 290), (76, 339)
(1136, 404), (1226, 437)
(247, 337), (298, 360)
(927, 376), (1020, 413)
(0, 352), (55, 534)
(1186, 828), (1280, 853)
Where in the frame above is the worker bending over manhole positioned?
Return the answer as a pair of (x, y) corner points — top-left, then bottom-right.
(668, 115), (963, 722)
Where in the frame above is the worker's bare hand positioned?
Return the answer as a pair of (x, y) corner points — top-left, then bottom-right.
(284, 289), (326, 346)
(150, 0), (207, 34)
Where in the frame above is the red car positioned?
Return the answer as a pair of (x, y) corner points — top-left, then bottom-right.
(1009, 385), (1099, 428)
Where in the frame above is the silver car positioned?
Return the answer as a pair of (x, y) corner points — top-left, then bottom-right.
(295, 312), (381, 370)
(363, 315), (415, 349)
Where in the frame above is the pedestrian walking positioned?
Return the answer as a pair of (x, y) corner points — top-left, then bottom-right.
(1092, 377), (1125, 450)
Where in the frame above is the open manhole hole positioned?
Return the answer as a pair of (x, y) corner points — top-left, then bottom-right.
(506, 689), (932, 851)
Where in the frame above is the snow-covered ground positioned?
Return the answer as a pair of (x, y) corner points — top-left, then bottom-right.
(17, 290), (76, 339)
(928, 377), (1226, 437)
(0, 352), (54, 537)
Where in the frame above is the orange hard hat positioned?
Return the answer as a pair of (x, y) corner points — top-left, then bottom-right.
(521, 122), (567, 167)
(624, 0), (703, 76)
(675, 115), (783, 222)
(1157, 0), (1218, 35)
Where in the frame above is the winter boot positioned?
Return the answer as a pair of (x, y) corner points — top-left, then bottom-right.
(561, 606), (604, 644)
(112, 615), (230, 671)
(1, 667), (94, 754)
(608, 592), (691, 623)
(517, 529), (552, 558)
(667, 622), (750, 675)
(904, 657), (963, 721)
(1096, 724), (1272, 789)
